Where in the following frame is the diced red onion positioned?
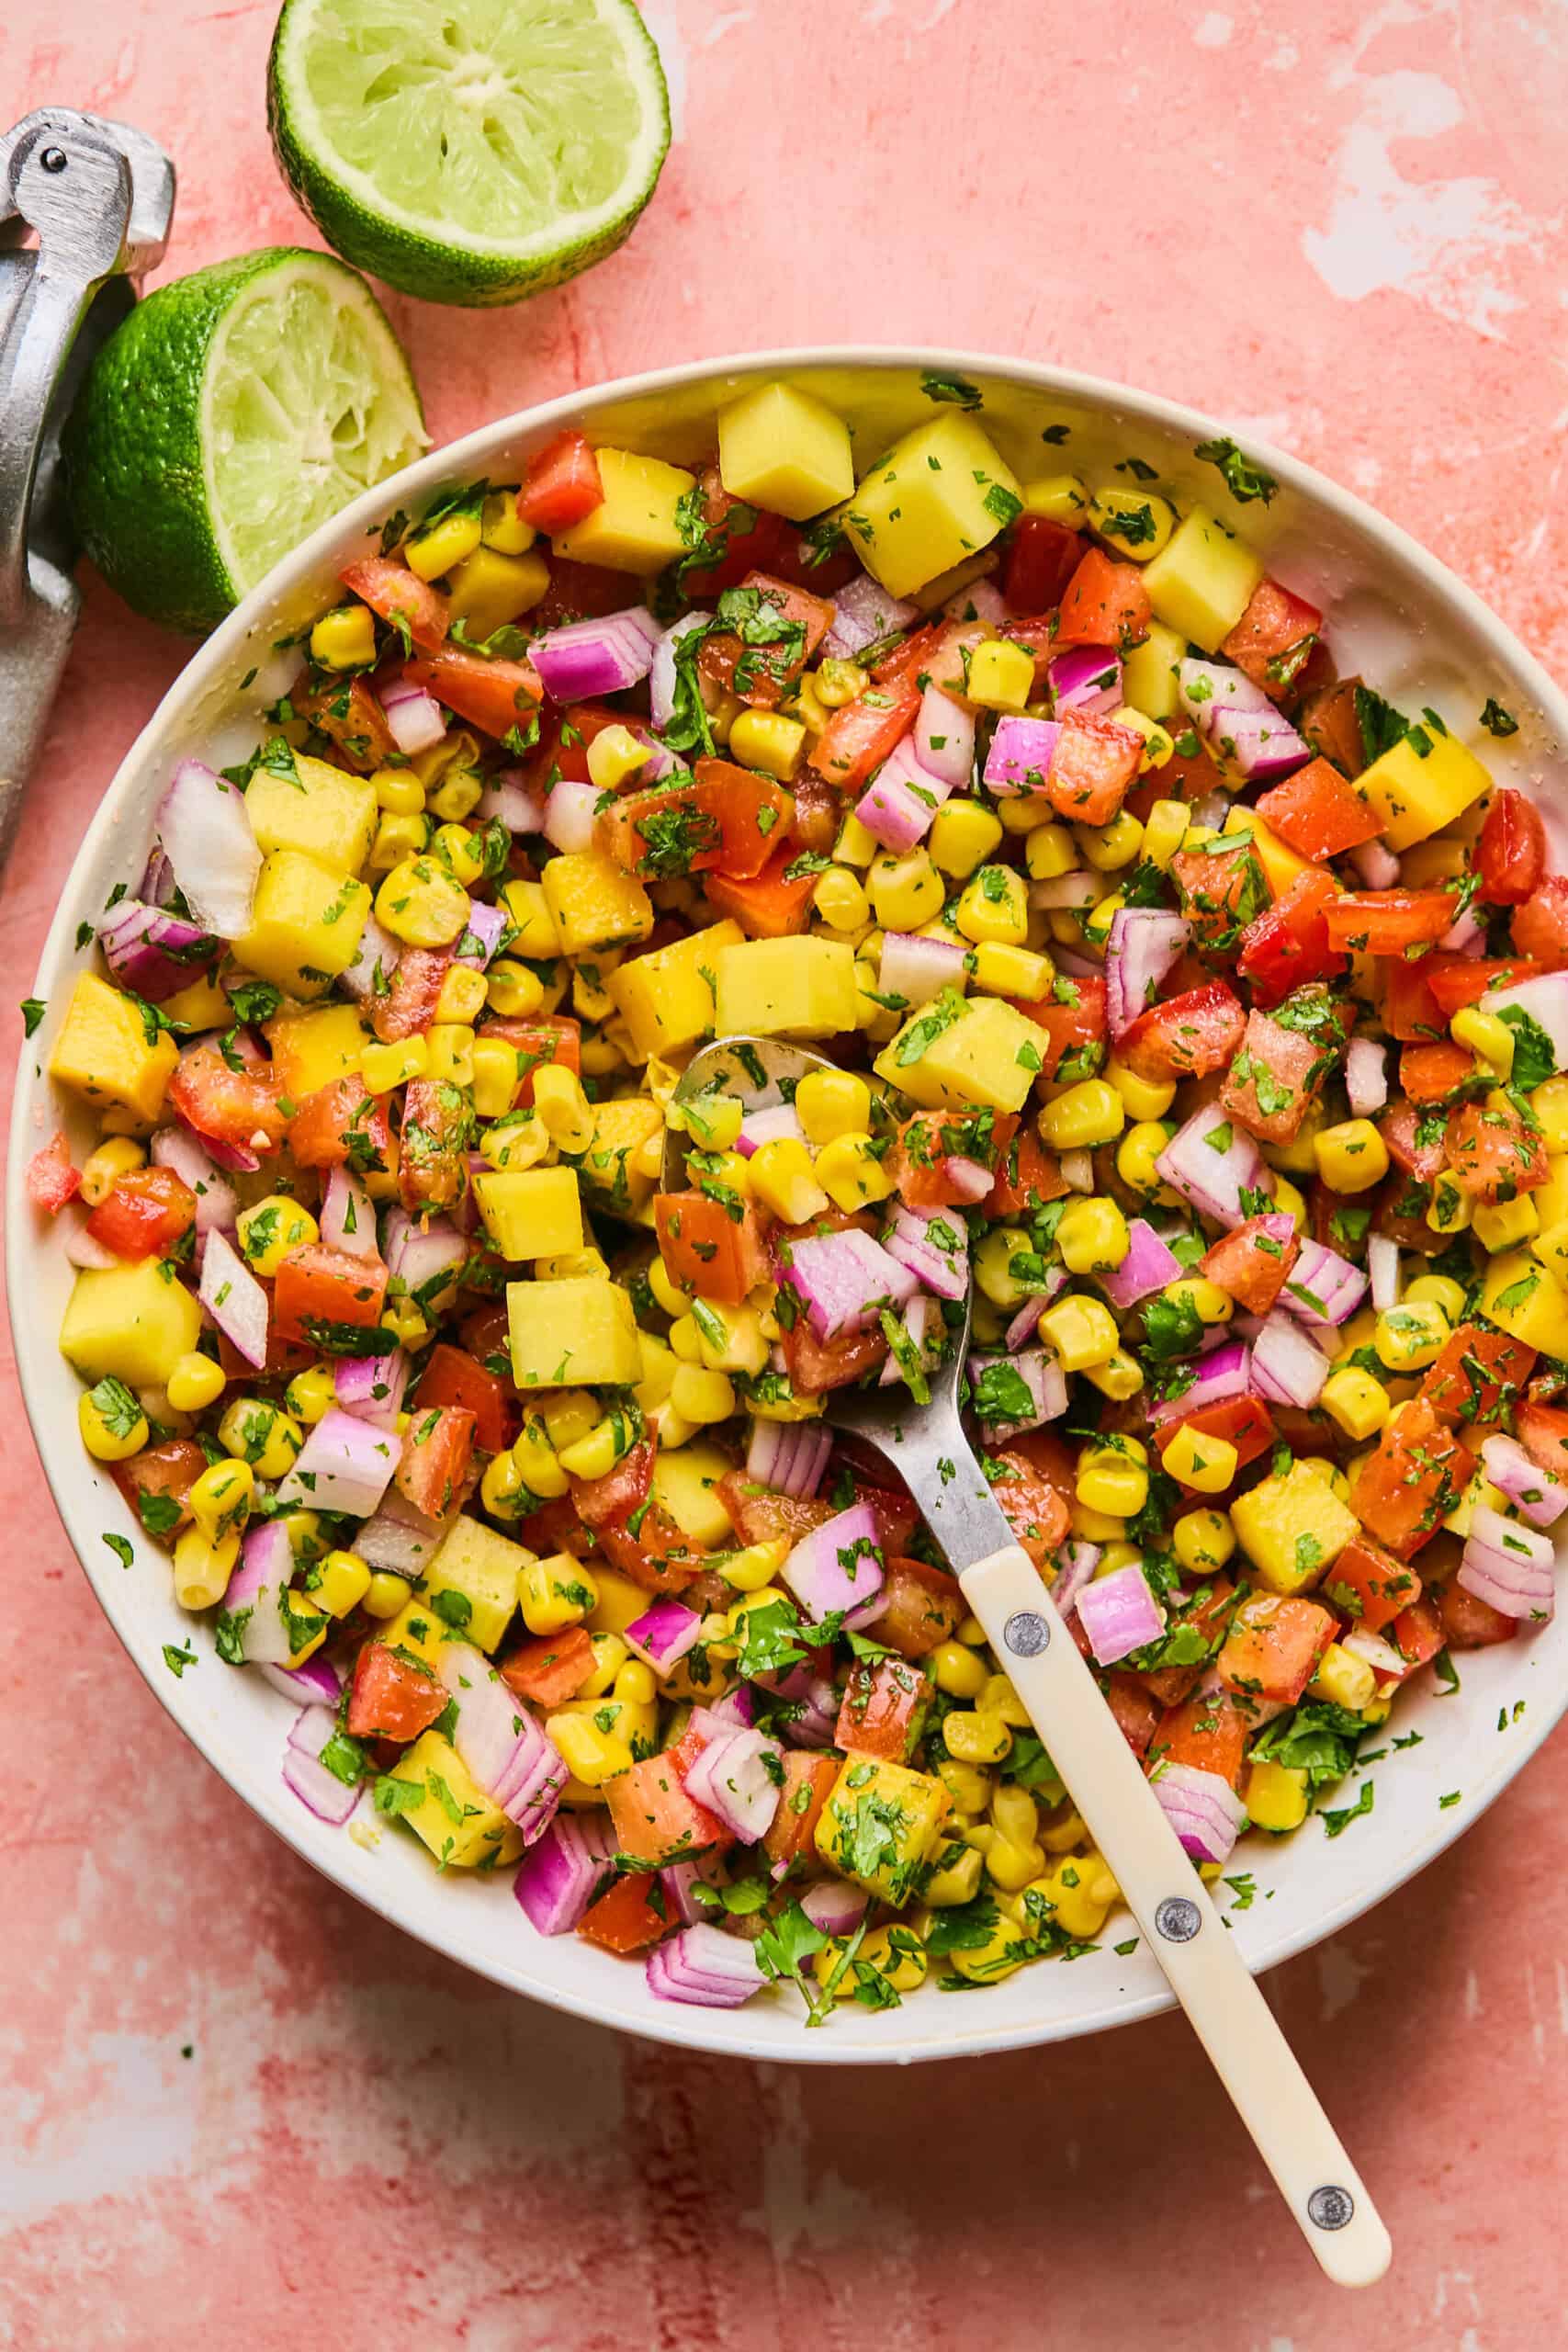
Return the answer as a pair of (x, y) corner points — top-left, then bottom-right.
(942, 1155), (993, 1204)
(437, 1644), (567, 1837)
(801, 1879), (868, 1938)
(276, 1407), (401, 1517)
(98, 898), (218, 1002)
(338, 910), (401, 1003)
(1104, 908), (1190, 1039)
(1206, 704), (1311, 783)
(1150, 1338), (1253, 1428)
(1249, 1311), (1332, 1409)
(1006, 1292), (1053, 1349)
(1053, 1539), (1100, 1619)
(1100, 1218), (1181, 1310)
(967, 1347), (1066, 1435)
(283, 1704), (362, 1826)
(877, 1291), (942, 1389)
(886, 1204), (968, 1301)
(782, 1501), (885, 1628)
(334, 1348), (409, 1430)
(1483, 972), (1568, 1076)
(199, 1227), (268, 1367)
(942, 575), (1008, 625)
(709, 1685), (761, 1730)
(683, 1725), (784, 1842)
(879, 930), (967, 1009)
(1458, 1505), (1557, 1621)
(1340, 1626), (1408, 1681)
(1059, 1149), (1095, 1193)
(855, 737), (952, 853)
(155, 758), (262, 940)
(1156, 1106), (1270, 1231)
(1345, 1038), (1389, 1118)
(378, 677), (447, 755)
(542, 774), (602, 854)
(649, 611), (712, 730)
(661, 1852), (729, 1924)
(645, 1923), (764, 2008)
(1049, 644), (1122, 717)
(384, 1210), (468, 1306)
(353, 1492), (445, 1577)
(781, 1227), (918, 1340)
(1481, 1434), (1568, 1529)
(221, 1521), (298, 1667)
(750, 1661), (839, 1747)
(735, 1102), (807, 1158)
(1077, 1563), (1166, 1667)
(744, 1419), (833, 1498)
(260, 1654), (343, 1706)
(151, 1126), (237, 1234)
(915, 684), (976, 788)
(478, 770), (547, 833)
(1029, 870), (1100, 912)
(1280, 1238), (1368, 1329)
(1178, 657), (1274, 725)
(141, 845), (177, 906)
(320, 1164), (378, 1259)
(1442, 903), (1485, 952)
(626, 1600), (705, 1675)
(1152, 1759), (1245, 1865)
(514, 1814), (616, 1935)
(455, 899), (508, 968)
(984, 714), (1061, 797)
(1348, 839), (1400, 889)
(1368, 1233), (1400, 1312)
(824, 574), (919, 660)
(531, 606), (660, 700)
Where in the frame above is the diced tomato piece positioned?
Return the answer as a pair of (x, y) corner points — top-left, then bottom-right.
(273, 1243), (389, 1351)
(1322, 889), (1461, 956)
(1200, 1216), (1299, 1315)
(476, 1014), (581, 1112)
(1379, 958), (1446, 1044)
(1386, 1594), (1446, 1678)
(1511, 876), (1568, 968)
(397, 1076), (475, 1214)
(1221, 579), (1323, 695)
(1515, 1398), (1568, 1482)
(869, 620), (945, 690)
(395, 1404), (476, 1519)
(1104, 1673), (1162, 1758)
(702, 843), (819, 938)
(1149, 1687), (1250, 1788)
(1476, 787), (1546, 905)
(26, 1130), (80, 1213)
(604, 1747), (729, 1864)
(1444, 1097), (1549, 1204)
(516, 1495), (595, 1559)
(1321, 1536), (1420, 1635)
(672, 467), (794, 598)
(401, 644), (542, 741)
(1127, 731), (1230, 820)
(1350, 1399), (1472, 1559)
(1379, 1101), (1446, 1182)
(1043, 708), (1143, 826)
(596, 1498), (704, 1594)
(847, 1478), (920, 1556)
(168, 1044), (288, 1157)
(412, 1342), (513, 1453)
(1134, 1577), (1238, 1708)
(985, 1127), (1071, 1219)
(339, 555), (449, 650)
(85, 1165), (197, 1260)
(778, 1316), (888, 1394)
(1296, 677), (1368, 777)
(1055, 548), (1151, 649)
(807, 680), (922, 792)
(1237, 868), (1346, 1008)
(524, 701), (643, 790)
(1253, 758), (1380, 860)
(1424, 956), (1543, 1016)
(1217, 1594), (1337, 1705)
(110, 1436), (206, 1543)
(373, 948), (449, 1044)
(986, 1449), (1071, 1570)
(288, 1077), (392, 1173)
(501, 1625), (595, 1707)
(571, 1439), (655, 1531)
(346, 1641), (447, 1742)
(576, 1871), (668, 1953)
(533, 557), (642, 629)
(1169, 834), (1271, 953)
(1120, 981), (1246, 1084)
(874, 1555), (964, 1657)
(654, 1192), (772, 1306)
(597, 761), (793, 884)
(1438, 1580), (1520, 1649)
(892, 1110), (1019, 1211)
(1154, 1396), (1276, 1489)
(1399, 1040), (1477, 1105)
(1219, 1007), (1329, 1147)
(834, 1656), (931, 1763)
(1418, 1325), (1536, 1430)
(716, 1473), (833, 1551)
(296, 675), (399, 772)
(1004, 515), (1085, 616)
(761, 1752), (840, 1874)
(697, 571), (834, 710)
(1004, 970), (1108, 1082)
(519, 430), (604, 534)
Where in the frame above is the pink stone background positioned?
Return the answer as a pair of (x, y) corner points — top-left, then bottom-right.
(4, 2), (1568, 2343)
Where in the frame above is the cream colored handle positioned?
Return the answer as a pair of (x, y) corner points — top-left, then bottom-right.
(960, 1544), (1392, 2290)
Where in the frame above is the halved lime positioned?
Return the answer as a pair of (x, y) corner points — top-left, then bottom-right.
(63, 246), (426, 636)
(267, 0), (671, 308)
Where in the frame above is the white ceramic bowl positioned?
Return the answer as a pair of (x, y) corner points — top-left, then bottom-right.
(11, 348), (1567, 2064)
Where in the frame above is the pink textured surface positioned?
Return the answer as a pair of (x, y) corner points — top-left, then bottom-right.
(4, 2), (1568, 2342)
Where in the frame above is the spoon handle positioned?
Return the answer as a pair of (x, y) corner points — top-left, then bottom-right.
(960, 1539), (1391, 2288)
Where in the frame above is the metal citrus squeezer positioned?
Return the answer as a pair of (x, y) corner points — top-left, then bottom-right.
(0, 107), (176, 869)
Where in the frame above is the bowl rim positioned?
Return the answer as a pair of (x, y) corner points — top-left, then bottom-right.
(11, 341), (1568, 2064)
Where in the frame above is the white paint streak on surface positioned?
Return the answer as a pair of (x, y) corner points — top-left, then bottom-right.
(702, 6), (753, 41)
(1194, 11), (1233, 44)
(1463, 1966), (1483, 2020)
(1315, 1936), (1372, 2023)
(0, 2031), (197, 2223)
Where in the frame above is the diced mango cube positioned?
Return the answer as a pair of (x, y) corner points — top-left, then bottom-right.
(474, 1166), (584, 1261)
(233, 851), (371, 998)
(159, 970), (234, 1032)
(1355, 718), (1492, 853)
(1142, 505), (1263, 651)
(874, 992), (1050, 1113)
(59, 1261), (204, 1387)
(496, 876), (562, 960)
(245, 754), (378, 876)
(47, 972), (179, 1123)
(714, 937), (858, 1040)
(845, 413), (1021, 600)
(540, 851), (653, 957)
(551, 447), (696, 573)
(507, 1276), (642, 1388)
(394, 1729), (525, 1868)
(815, 1756), (952, 1903)
(1121, 620), (1186, 719)
(607, 921), (742, 1059)
(423, 1514), (532, 1654)
(1481, 1253), (1568, 1356)
(717, 380), (856, 521)
(1229, 1460), (1359, 1596)
(650, 1442), (736, 1547)
(263, 1001), (369, 1097)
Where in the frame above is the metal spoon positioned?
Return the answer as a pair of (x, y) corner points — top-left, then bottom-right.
(666, 1035), (1392, 2289)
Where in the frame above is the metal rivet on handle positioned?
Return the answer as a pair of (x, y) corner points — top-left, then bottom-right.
(1154, 1895), (1201, 1944)
(1306, 2186), (1355, 2233)
(39, 146), (68, 173)
(1003, 1610), (1049, 1658)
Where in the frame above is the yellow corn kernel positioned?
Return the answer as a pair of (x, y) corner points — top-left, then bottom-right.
(648, 1255), (690, 1317)
(172, 1525), (240, 1611)
(467, 1036), (516, 1121)
(236, 1194), (319, 1277)
(1402, 1274), (1464, 1324)
(479, 491), (536, 555)
(578, 722), (649, 795)
(955, 864), (1029, 947)
(1320, 1366), (1392, 1441)
(187, 1456), (254, 1542)
(486, 958), (547, 1019)
(520, 1554), (597, 1636)
(986, 1832), (1046, 1893)
(923, 800), (999, 880)
(426, 1023), (475, 1088)
(794, 1067), (872, 1146)
(1140, 797), (1190, 872)
(533, 1064), (595, 1152)
(556, 1419), (622, 1481)
(667, 1313), (703, 1364)
(429, 769), (483, 823)
(375, 855), (472, 948)
(79, 1136), (147, 1206)
(944, 1710), (1013, 1765)
(1083, 890), (1123, 950)
(1037, 1080), (1124, 1150)
(1529, 1080), (1568, 1154)
(1076, 1441), (1149, 1518)
(1450, 1005), (1515, 1077)
(1161, 1424), (1239, 1494)
(1090, 484), (1177, 559)
(426, 963), (486, 1028)
(368, 811), (429, 871)
(361, 1035), (429, 1096)
(549, 1713), (634, 1786)
(362, 1570), (412, 1621)
(1020, 823), (1076, 882)
(78, 1377), (149, 1462)
(165, 1351), (225, 1415)
(974, 1225), (1034, 1308)
(218, 1397), (303, 1479)
(1164, 1275), (1233, 1326)
(1055, 1195), (1130, 1274)
(427, 823), (485, 888)
(406, 509), (483, 580)
(1040, 1294), (1120, 1373)
(479, 1448), (528, 1518)
(867, 847), (943, 932)
(729, 708), (807, 781)
(749, 1136), (829, 1224)
(1081, 1349), (1145, 1401)
(970, 942), (1050, 1000)
(670, 1364), (736, 1425)
(965, 639), (1034, 713)
(1116, 1119), (1172, 1194)
(1172, 1508), (1235, 1573)
(614, 1657), (658, 1706)
(1106, 1057), (1175, 1121)
(310, 603), (378, 669)
(381, 1297), (431, 1351)
(1022, 472), (1089, 525)
(1246, 1758), (1311, 1833)
(816, 1131), (897, 1214)
(1271, 1173), (1308, 1231)
(716, 1538), (790, 1592)
(979, 1672), (1032, 1729)
(1308, 1641), (1377, 1713)
(374, 768), (427, 816)
(831, 808), (880, 868)
(930, 1639), (988, 1700)
(282, 1363), (335, 1427)
(935, 1760), (992, 1820)
(513, 1412), (570, 1499)
(1373, 1301), (1450, 1371)
(1427, 1174), (1472, 1236)
(1074, 811), (1145, 873)
(810, 865), (870, 934)
(1032, 1854), (1118, 1940)
(311, 1549), (372, 1618)
(578, 1631), (631, 1695)
(1313, 1118), (1391, 1195)
(1474, 1194), (1540, 1253)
